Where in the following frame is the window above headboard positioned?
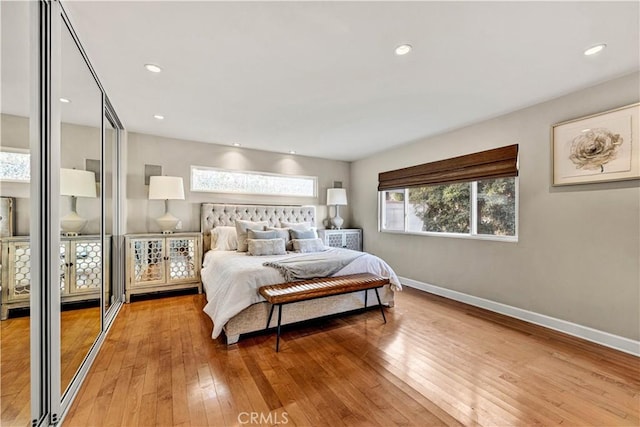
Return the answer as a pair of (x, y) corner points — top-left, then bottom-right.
(191, 166), (317, 197)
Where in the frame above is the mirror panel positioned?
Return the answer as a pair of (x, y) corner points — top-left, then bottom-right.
(59, 20), (103, 396)
(104, 115), (116, 313)
(0, 1), (32, 426)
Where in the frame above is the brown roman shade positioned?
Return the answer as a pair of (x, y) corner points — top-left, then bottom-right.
(378, 144), (518, 191)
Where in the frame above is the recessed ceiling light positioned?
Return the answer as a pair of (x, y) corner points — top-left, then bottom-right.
(153, 114), (164, 120)
(232, 143), (241, 147)
(60, 97), (71, 103)
(584, 44), (606, 56)
(289, 150), (296, 155)
(395, 44), (412, 56)
(144, 63), (162, 73)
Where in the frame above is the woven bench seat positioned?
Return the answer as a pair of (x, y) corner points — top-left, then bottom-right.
(258, 273), (389, 351)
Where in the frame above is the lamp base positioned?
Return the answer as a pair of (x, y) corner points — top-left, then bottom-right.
(331, 214), (344, 230)
(61, 211), (88, 235)
(156, 212), (180, 234)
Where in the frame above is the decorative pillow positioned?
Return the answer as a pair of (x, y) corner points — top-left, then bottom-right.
(265, 227), (293, 251)
(211, 226), (237, 251)
(290, 229), (316, 240)
(247, 229), (279, 240)
(235, 220), (269, 252)
(248, 238), (286, 256)
(292, 238), (326, 253)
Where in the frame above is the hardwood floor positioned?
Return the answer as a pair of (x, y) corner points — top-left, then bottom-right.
(1, 306), (101, 427)
(1, 315), (30, 427)
(63, 288), (639, 426)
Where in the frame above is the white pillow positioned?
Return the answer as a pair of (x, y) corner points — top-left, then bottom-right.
(235, 219), (269, 252)
(211, 226), (237, 251)
(247, 238), (287, 256)
(292, 238), (326, 253)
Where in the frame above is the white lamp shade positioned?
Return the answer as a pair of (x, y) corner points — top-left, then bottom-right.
(148, 176), (185, 200)
(60, 168), (96, 198)
(327, 188), (347, 205)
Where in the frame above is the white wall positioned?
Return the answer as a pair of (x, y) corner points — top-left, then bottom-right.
(351, 72), (640, 341)
(126, 132), (351, 234)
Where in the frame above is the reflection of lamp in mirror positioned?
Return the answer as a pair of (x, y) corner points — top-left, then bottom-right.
(60, 168), (97, 236)
(327, 188), (347, 229)
(148, 176), (185, 234)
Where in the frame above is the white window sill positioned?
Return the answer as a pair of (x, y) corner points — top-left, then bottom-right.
(379, 229), (518, 243)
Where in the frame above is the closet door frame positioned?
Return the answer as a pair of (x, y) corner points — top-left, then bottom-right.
(30, 0), (54, 425)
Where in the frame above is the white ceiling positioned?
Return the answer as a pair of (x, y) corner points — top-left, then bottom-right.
(4, 2), (640, 161)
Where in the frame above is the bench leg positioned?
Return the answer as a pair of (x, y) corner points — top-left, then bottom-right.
(276, 304), (283, 352)
(266, 304), (275, 329)
(374, 288), (386, 324)
(364, 289), (368, 308)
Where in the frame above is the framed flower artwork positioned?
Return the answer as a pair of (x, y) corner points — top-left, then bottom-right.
(552, 103), (639, 186)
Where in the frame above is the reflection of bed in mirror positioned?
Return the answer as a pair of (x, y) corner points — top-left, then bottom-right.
(0, 235), (108, 320)
(200, 203), (401, 344)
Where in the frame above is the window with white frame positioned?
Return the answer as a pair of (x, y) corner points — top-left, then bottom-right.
(191, 166), (317, 197)
(380, 178), (517, 238)
(0, 149), (30, 182)
(378, 145), (518, 240)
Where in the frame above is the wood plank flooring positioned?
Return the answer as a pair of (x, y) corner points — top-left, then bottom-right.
(1, 315), (30, 427)
(1, 306), (101, 427)
(63, 288), (640, 426)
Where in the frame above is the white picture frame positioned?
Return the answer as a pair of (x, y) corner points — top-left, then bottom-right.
(552, 103), (640, 186)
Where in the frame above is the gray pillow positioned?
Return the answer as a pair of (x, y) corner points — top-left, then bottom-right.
(265, 227), (293, 251)
(247, 238), (286, 256)
(247, 229), (279, 240)
(292, 238), (326, 253)
(235, 219), (269, 252)
(290, 229), (316, 240)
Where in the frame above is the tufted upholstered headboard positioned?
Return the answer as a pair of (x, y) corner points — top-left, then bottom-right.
(201, 203), (316, 253)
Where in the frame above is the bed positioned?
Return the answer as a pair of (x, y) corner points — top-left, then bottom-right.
(200, 203), (401, 344)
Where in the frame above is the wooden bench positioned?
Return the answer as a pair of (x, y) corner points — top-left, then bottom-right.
(258, 273), (389, 351)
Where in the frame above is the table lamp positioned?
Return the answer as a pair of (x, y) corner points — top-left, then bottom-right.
(148, 176), (185, 233)
(327, 188), (347, 229)
(60, 168), (97, 236)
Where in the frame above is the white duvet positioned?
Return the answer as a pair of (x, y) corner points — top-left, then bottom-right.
(201, 248), (401, 338)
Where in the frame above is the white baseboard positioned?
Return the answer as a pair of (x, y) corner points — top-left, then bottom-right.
(400, 277), (640, 357)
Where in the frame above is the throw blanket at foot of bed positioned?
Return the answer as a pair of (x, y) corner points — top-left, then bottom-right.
(263, 249), (365, 282)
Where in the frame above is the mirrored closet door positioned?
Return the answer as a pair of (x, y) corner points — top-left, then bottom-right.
(2, 2), (125, 424)
(56, 3), (126, 421)
(59, 18), (104, 397)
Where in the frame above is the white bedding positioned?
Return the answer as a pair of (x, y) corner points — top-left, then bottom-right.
(201, 248), (401, 338)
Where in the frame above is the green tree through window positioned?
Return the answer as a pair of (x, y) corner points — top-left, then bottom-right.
(381, 177), (517, 238)
(409, 183), (471, 233)
(477, 178), (516, 236)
